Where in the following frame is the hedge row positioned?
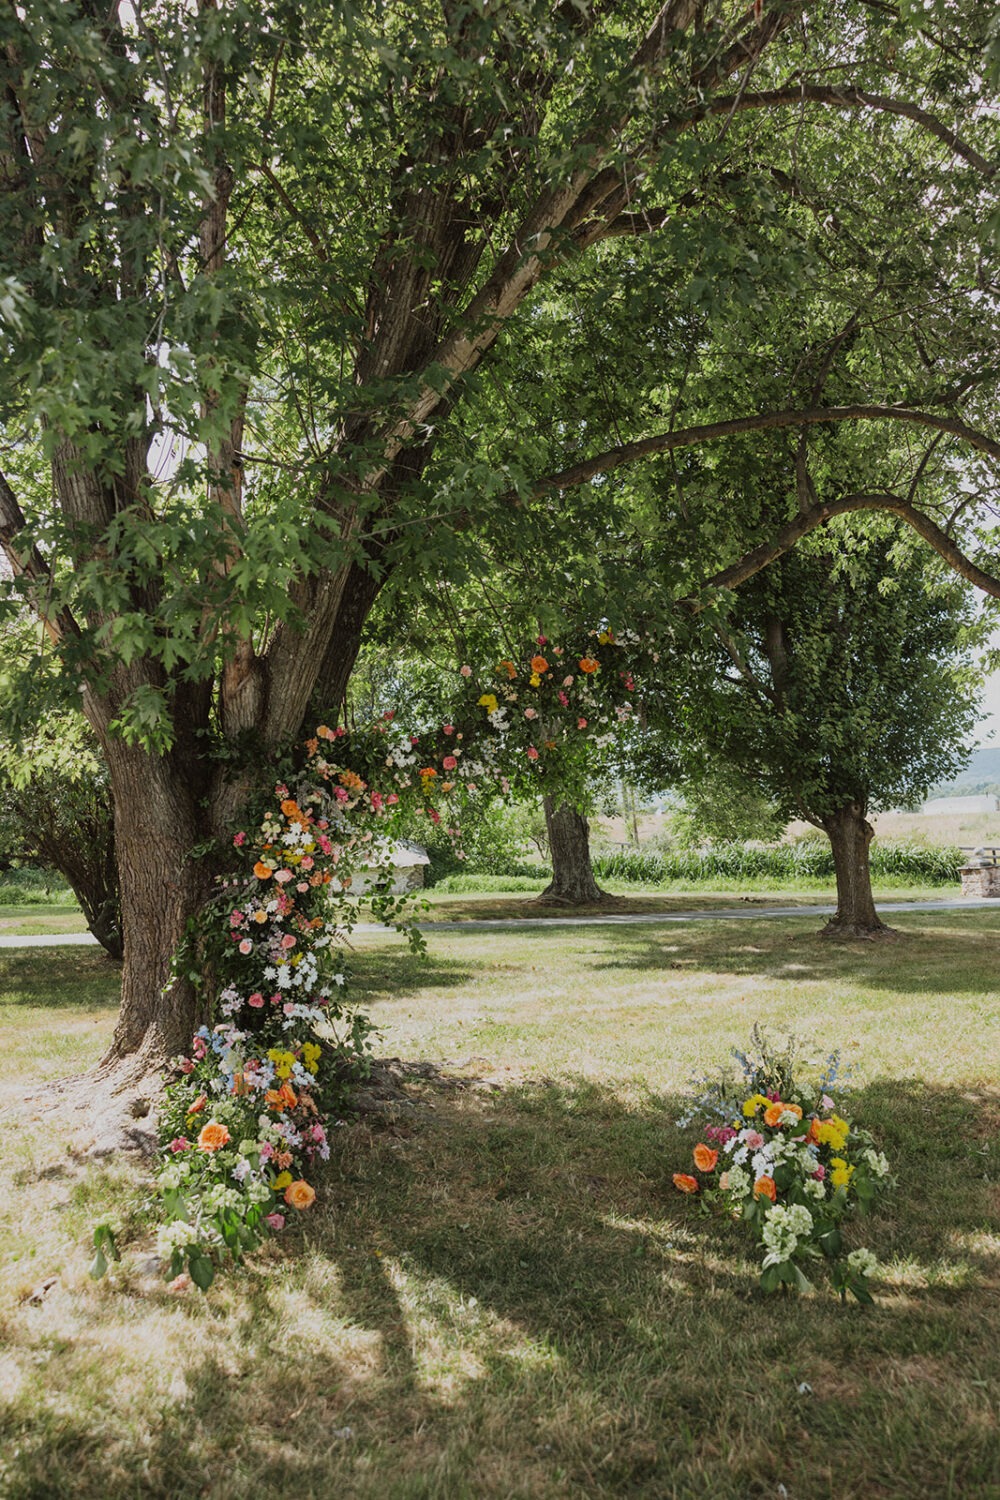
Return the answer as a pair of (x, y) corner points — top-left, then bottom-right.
(590, 841), (964, 885)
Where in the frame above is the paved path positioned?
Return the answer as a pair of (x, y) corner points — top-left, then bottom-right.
(1, 897), (997, 948)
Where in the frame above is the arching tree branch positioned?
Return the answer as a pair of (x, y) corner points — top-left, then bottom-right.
(699, 491), (1000, 602)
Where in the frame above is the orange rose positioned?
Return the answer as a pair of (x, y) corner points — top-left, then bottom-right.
(197, 1121), (231, 1152)
(284, 1180), (316, 1210)
(807, 1117), (822, 1144)
(253, 861), (273, 880)
(530, 655), (549, 674)
(187, 1093), (207, 1116)
(280, 799), (300, 818)
(578, 656), (599, 674)
(764, 1101), (803, 1127)
(693, 1144), (719, 1172)
(753, 1176), (777, 1202)
(673, 1173), (700, 1194)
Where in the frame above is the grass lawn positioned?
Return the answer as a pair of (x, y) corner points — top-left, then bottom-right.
(0, 912), (998, 1498)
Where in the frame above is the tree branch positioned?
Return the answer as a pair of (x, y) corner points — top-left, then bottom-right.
(526, 403), (1000, 499)
(0, 469), (81, 646)
(671, 86), (996, 177)
(699, 491), (1000, 602)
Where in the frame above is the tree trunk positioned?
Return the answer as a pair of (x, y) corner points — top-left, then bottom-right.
(98, 745), (213, 1083)
(537, 797), (610, 905)
(819, 802), (888, 938)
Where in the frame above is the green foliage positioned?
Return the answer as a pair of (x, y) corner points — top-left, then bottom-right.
(591, 841), (964, 885)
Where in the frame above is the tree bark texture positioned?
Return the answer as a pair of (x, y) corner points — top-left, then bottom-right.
(819, 802), (887, 938)
(538, 797), (609, 905)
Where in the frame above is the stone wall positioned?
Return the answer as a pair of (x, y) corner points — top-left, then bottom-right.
(959, 864), (1000, 898)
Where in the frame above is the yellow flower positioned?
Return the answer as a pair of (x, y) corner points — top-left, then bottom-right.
(830, 1157), (854, 1189)
(529, 674), (541, 687)
(742, 1094), (770, 1118)
(273, 1170), (293, 1189)
(478, 693), (498, 714)
(815, 1114), (850, 1152)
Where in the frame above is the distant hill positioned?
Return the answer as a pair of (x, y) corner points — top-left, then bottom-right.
(930, 747), (1000, 798)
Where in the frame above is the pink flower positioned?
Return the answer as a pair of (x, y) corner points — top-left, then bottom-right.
(743, 1130), (765, 1150)
(230, 910), (244, 926)
(280, 933), (297, 950)
(577, 717), (588, 729)
(239, 938), (253, 954)
(821, 1094), (835, 1110)
(301, 856), (314, 869)
(274, 868), (293, 884)
(317, 835), (333, 854)
(248, 992), (265, 1008)
(562, 675), (574, 687)
(283, 1002), (295, 1014)
(260, 1142), (274, 1161)
(523, 708), (538, 720)
(812, 1165), (826, 1180)
(296, 881), (309, 893)
(460, 665), (472, 677)
(558, 691), (569, 707)
(370, 792), (384, 811)
(536, 635), (547, 646)
(169, 1137), (190, 1153)
(466, 782), (477, 792)
(179, 1058), (195, 1074)
(233, 832), (246, 847)
(387, 793), (399, 805)
(265, 1213), (285, 1231)
(442, 724), (454, 735)
(442, 755), (457, 770)
(334, 787), (349, 803)
(410, 735), (420, 746)
(526, 746), (539, 760)
(192, 1036), (207, 1059)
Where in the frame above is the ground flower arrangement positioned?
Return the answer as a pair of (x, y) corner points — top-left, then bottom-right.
(673, 1027), (892, 1302)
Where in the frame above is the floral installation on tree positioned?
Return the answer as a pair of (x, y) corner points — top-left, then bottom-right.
(451, 629), (649, 803)
(672, 1025), (892, 1302)
(94, 723), (468, 1293)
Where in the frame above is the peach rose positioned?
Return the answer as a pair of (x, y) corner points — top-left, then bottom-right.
(693, 1144), (719, 1172)
(284, 1179), (316, 1210)
(197, 1121), (231, 1152)
(578, 656), (599, 674)
(753, 1175), (777, 1202)
(530, 655), (549, 674)
(673, 1173), (700, 1194)
(253, 861), (273, 880)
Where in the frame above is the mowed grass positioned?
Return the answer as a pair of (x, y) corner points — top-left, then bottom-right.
(0, 911), (998, 1499)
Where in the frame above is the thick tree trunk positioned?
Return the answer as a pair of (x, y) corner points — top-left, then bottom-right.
(537, 797), (610, 905)
(98, 745), (213, 1082)
(819, 802), (888, 938)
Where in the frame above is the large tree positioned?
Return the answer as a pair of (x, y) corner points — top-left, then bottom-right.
(1, 1), (998, 1086)
(666, 532), (983, 935)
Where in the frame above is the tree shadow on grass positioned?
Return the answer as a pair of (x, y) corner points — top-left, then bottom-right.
(584, 911), (1000, 996)
(0, 949), (120, 1011)
(3, 1075), (999, 1500)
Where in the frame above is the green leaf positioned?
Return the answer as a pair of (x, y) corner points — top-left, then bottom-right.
(188, 1253), (215, 1292)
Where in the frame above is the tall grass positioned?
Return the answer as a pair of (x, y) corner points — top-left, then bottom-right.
(591, 840), (963, 886)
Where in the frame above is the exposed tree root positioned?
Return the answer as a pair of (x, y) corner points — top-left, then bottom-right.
(819, 918), (900, 942)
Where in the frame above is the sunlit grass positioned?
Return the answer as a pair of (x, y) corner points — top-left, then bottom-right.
(0, 911), (998, 1498)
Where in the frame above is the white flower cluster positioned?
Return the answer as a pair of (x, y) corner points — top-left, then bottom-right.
(761, 1203), (814, 1268)
(862, 1149), (890, 1178)
(156, 1219), (199, 1258)
(847, 1246), (878, 1277)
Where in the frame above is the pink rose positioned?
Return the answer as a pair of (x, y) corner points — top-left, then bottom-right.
(459, 665), (472, 677)
(577, 717), (587, 729)
(523, 708), (538, 720)
(296, 881), (309, 893)
(238, 938), (253, 955)
(562, 675), (574, 687)
(232, 832), (246, 847)
(536, 635), (547, 646)
(248, 992), (265, 1008)
(280, 933), (297, 950)
(274, 868), (293, 884)
(744, 1130), (765, 1150)
(301, 856), (314, 870)
(442, 755), (457, 770)
(283, 1003), (295, 1014)
(526, 746), (539, 760)
(169, 1137), (190, 1153)
(266, 1213), (286, 1230)
(442, 724), (454, 735)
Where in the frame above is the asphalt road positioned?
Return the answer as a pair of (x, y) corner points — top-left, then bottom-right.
(1, 896), (996, 947)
